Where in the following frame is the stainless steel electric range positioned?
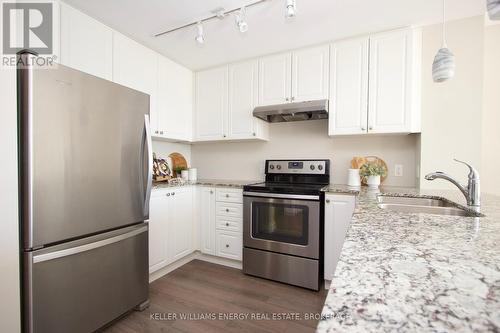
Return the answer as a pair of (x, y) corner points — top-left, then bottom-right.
(242, 159), (330, 291)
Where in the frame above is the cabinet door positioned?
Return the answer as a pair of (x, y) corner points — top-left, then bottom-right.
(324, 195), (355, 281)
(60, 3), (113, 80)
(200, 187), (216, 255)
(157, 56), (193, 140)
(195, 66), (228, 141)
(292, 45), (329, 102)
(228, 60), (259, 139)
(329, 38), (369, 136)
(368, 29), (413, 133)
(168, 188), (194, 262)
(112, 33), (158, 129)
(258, 53), (292, 105)
(149, 194), (169, 273)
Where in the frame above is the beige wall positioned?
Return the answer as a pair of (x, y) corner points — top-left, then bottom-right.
(419, 16), (485, 190)
(481, 23), (500, 196)
(153, 140), (192, 166)
(192, 120), (419, 186)
(0, 68), (21, 332)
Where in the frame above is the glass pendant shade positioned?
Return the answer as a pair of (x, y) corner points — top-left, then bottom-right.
(487, 0), (500, 20)
(432, 48), (455, 82)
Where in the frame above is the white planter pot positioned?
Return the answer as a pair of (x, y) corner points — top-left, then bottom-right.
(366, 175), (381, 188)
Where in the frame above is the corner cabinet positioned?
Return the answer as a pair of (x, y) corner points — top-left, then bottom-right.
(324, 194), (356, 281)
(258, 44), (329, 105)
(329, 28), (422, 136)
(194, 64), (268, 142)
(155, 56), (193, 142)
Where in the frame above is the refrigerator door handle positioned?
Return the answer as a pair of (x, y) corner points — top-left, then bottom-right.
(142, 114), (153, 219)
(32, 225), (148, 263)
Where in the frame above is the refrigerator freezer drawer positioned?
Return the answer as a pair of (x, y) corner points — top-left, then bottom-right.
(23, 224), (149, 333)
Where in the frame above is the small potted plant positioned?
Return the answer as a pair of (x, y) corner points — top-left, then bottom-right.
(359, 163), (387, 188)
(173, 166), (187, 178)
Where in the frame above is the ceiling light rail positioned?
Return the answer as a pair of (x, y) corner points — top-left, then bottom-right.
(153, 0), (270, 38)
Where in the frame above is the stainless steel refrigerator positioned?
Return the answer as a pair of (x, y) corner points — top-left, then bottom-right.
(17, 51), (153, 333)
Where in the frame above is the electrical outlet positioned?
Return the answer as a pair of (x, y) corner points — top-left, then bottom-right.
(395, 164), (403, 177)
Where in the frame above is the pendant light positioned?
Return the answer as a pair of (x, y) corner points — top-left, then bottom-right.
(487, 0), (500, 20)
(432, 0), (455, 83)
(285, 0), (297, 18)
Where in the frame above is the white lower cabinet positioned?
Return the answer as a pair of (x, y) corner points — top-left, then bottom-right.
(199, 187), (216, 255)
(148, 187), (194, 273)
(216, 230), (242, 260)
(324, 194), (356, 281)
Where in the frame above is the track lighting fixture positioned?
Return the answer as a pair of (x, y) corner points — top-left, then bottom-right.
(235, 7), (249, 33)
(285, 0), (297, 18)
(195, 22), (205, 44)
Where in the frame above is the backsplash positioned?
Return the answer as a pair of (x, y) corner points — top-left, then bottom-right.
(191, 120), (419, 187)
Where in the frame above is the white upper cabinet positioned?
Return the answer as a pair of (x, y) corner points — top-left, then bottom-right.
(60, 3), (113, 80)
(329, 38), (369, 135)
(292, 45), (330, 102)
(329, 27), (421, 136)
(258, 53), (292, 105)
(156, 56), (193, 141)
(112, 32), (158, 117)
(368, 28), (419, 134)
(194, 66), (228, 141)
(228, 60), (269, 140)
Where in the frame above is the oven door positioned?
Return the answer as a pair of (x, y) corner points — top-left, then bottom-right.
(243, 192), (320, 259)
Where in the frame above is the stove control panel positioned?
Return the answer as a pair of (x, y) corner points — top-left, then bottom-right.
(266, 160), (328, 175)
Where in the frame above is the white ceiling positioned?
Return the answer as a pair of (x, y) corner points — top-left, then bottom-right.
(63, 0), (486, 70)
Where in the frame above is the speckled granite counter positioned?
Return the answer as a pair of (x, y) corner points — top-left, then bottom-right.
(317, 186), (500, 333)
(152, 179), (260, 190)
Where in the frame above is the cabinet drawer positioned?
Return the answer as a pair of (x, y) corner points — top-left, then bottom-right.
(216, 188), (243, 203)
(216, 230), (242, 260)
(216, 216), (242, 232)
(216, 202), (242, 218)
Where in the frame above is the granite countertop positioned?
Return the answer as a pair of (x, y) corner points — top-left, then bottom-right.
(152, 179), (261, 190)
(317, 186), (500, 333)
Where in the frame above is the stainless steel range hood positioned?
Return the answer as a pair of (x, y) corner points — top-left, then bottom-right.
(253, 99), (329, 123)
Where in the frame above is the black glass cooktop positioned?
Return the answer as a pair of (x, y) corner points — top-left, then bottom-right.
(243, 182), (327, 195)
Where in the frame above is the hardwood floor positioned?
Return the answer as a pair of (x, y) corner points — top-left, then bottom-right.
(103, 259), (328, 333)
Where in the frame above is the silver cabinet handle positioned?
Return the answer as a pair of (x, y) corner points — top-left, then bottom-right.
(225, 222), (229, 227)
(223, 134), (227, 138)
(210, 190), (214, 194)
(285, 97), (289, 102)
(368, 126), (373, 130)
(225, 244), (229, 248)
(225, 194), (229, 198)
(291, 97), (295, 101)
(361, 127), (366, 131)
(253, 132), (256, 136)
(326, 199), (330, 203)
(160, 131), (164, 135)
(154, 130), (158, 134)
(225, 208), (229, 212)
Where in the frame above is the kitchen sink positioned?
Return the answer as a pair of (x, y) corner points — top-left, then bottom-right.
(377, 195), (479, 217)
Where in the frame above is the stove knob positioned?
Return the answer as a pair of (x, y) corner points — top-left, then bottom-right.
(310, 165), (315, 170)
(276, 165), (282, 170)
(270, 165), (275, 170)
(318, 165), (323, 171)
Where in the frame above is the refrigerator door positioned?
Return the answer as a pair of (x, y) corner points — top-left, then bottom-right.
(19, 57), (152, 249)
(23, 224), (149, 333)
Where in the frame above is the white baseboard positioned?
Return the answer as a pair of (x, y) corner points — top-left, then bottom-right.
(148, 251), (242, 283)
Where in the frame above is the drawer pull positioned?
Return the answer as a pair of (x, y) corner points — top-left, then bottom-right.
(225, 208), (229, 212)
(226, 194), (229, 198)
(225, 244), (229, 248)
(226, 222), (229, 227)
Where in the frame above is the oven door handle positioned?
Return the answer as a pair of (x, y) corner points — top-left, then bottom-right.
(243, 191), (320, 201)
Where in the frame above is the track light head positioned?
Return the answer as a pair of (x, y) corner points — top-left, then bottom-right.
(285, 0), (297, 18)
(235, 7), (249, 33)
(195, 22), (205, 44)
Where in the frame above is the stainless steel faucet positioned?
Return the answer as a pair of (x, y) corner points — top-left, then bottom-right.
(425, 159), (480, 210)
